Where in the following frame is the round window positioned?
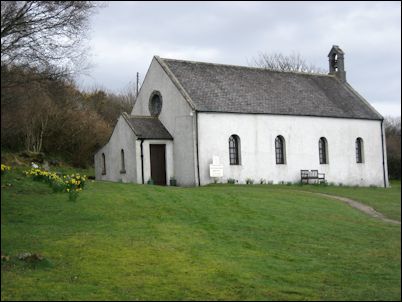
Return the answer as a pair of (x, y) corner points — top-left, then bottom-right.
(149, 92), (162, 116)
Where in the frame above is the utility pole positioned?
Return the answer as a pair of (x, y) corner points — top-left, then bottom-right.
(136, 72), (139, 97)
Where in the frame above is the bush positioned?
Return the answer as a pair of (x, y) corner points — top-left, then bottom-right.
(227, 178), (236, 184)
(246, 178), (254, 185)
(1, 164), (11, 175)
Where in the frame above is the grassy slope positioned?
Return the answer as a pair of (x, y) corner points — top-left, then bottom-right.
(282, 181), (401, 221)
(1, 169), (401, 301)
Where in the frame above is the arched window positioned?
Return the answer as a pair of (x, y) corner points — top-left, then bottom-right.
(229, 135), (241, 165)
(356, 137), (364, 163)
(102, 153), (106, 175)
(275, 136), (286, 164)
(120, 149), (126, 173)
(319, 137), (328, 164)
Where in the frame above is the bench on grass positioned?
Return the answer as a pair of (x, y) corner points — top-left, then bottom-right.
(301, 169), (326, 184)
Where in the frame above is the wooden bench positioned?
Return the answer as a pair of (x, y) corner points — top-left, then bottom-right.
(301, 169), (326, 184)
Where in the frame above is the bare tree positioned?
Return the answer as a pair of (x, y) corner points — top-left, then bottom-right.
(1, 1), (99, 77)
(120, 80), (138, 109)
(250, 52), (326, 74)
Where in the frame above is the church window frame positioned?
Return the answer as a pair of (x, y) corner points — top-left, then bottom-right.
(102, 153), (106, 175)
(275, 135), (286, 164)
(229, 135), (241, 165)
(120, 149), (126, 173)
(319, 137), (328, 164)
(356, 137), (364, 163)
(149, 91), (163, 117)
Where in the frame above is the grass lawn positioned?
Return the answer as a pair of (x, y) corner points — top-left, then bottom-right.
(1, 168), (401, 301)
(284, 180), (401, 221)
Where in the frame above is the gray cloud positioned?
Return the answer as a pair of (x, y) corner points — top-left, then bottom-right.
(77, 1), (401, 116)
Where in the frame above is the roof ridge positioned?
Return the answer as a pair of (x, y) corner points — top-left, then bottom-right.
(160, 57), (334, 78)
(127, 115), (158, 119)
(155, 56), (197, 109)
(343, 82), (383, 120)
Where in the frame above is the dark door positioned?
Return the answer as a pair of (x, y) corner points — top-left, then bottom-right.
(150, 144), (166, 185)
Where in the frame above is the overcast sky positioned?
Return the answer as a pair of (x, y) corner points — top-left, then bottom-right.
(78, 1), (401, 117)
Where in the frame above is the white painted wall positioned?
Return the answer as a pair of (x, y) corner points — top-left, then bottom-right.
(197, 113), (388, 187)
(132, 57), (197, 186)
(135, 140), (174, 185)
(94, 116), (137, 182)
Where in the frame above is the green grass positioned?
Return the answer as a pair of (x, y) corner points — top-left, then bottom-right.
(1, 169), (401, 301)
(284, 181), (401, 221)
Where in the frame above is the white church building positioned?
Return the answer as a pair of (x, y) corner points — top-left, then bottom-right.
(94, 46), (388, 187)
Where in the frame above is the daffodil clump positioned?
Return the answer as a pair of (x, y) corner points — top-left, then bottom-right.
(24, 168), (62, 184)
(63, 173), (86, 201)
(24, 167), (87, 201)
(1, 164), (11, 175)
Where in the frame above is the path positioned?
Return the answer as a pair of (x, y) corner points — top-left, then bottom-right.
(298, 191), (401, 225)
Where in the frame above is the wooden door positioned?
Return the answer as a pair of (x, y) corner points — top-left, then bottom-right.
(150, 144), (166, 185)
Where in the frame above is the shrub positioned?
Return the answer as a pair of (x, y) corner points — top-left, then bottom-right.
(1, 164), (11, 175)
(286, 181), (292, 186)
(259, 178), (266, 185)
(246, 178), (254, 185)
(227, 178), (236, 184)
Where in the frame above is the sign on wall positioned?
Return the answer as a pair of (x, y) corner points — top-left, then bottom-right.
(209, 155), (223, 178)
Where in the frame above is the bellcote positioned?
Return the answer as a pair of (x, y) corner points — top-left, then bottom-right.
(328, 45), (346, 83)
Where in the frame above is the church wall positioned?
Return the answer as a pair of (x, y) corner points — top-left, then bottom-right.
(197, 113), (388, 187)
(94, 115), (137, 183)
(132, 58), (197, 186)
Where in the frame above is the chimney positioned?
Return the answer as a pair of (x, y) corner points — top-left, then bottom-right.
(328, 45), (346, 82)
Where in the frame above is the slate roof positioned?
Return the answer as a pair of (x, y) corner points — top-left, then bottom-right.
(123, 114), (173, 140)
(158, 57), (382, 120)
